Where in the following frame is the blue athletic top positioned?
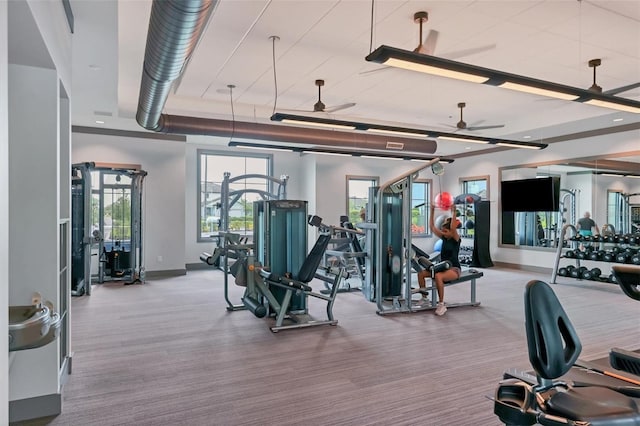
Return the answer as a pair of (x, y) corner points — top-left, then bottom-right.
(440, 237), (461, 269)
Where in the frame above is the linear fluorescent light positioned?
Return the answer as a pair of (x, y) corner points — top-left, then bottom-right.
(271, 112), (546, 150)
(281, 118), (355, 130)
(438, 135), (490, 144)
(365, 45), (640, 113)
(496, 142), (541, 150)
(384, 58), (489, 83)
(498, 82), (579, 101)
(236, 144), (294, 152)
(361, 155), (404, 161)
(302, 150), (351, 157)
(583, 99), (640, 114)
(626, 175), (640, 179)
(366, 128), (429, 138)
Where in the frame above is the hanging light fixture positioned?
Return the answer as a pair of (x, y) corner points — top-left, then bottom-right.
(365, 46), (640, 114)
(270, 112), (547, 150)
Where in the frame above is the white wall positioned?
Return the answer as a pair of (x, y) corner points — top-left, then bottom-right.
(0, 2), (9, 423)
(73, 132), (186, 273)
(26, 0), (71, 92)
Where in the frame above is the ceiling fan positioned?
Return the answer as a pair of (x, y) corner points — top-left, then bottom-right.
(361, 11), (496, 76)
(441, 102), (505, 132)
(287, 79), (355, 113)
(587, 58), (640, 96)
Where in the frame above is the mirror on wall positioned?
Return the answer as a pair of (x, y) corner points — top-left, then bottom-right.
(499, 152), (640, 250)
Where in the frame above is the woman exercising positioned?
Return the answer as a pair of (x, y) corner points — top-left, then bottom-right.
(416, 202), (462, 316)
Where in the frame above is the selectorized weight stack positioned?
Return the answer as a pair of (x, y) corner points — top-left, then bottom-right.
(253, 199), (308, 312)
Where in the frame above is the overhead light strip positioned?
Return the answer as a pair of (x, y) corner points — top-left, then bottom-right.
(365, 45), (640, 114)
(228, 141), (456, 162)
(271, 112), (547, 150)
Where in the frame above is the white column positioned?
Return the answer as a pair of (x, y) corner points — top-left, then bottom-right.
(8, 64), (61, 402)
(0, 1), (10, 424)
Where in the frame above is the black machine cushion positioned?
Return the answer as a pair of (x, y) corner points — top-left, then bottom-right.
(546, 386), (640, 424)
(296, 233), (332, 283)
(524, 280), (582, 380)
(611, 265), (640, 301)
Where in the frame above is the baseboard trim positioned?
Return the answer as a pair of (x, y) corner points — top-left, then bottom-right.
(186, 262), (216, 271)
(145, 269), (187, 279)
(10, 392), (61, 422)
(493, 261), (552, 275)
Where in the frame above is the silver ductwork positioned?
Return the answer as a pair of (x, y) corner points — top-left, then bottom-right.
(135, 0), (437, 155)
(136, 0), (216, 130)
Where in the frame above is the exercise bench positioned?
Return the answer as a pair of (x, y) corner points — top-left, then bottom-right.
(415, 268), (483, 311)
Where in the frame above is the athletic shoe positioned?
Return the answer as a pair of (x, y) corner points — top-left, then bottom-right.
(435, 302), (447, 316)
(411, 287), (428, 295)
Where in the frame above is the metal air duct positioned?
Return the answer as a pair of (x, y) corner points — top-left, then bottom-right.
(136, 0), (216, 130)
(135, 0), (437, 155)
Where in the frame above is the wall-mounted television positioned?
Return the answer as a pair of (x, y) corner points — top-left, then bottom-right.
(501, 176), (560, 212)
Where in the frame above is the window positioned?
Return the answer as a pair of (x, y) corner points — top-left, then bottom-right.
(459, 176), (489, 239)
(198, 150), (271, 241)
(346, 176), (378, 225)
(460, 176), (489, 199)
(411, 180), (431, 236)
(607, 190), (625, 233)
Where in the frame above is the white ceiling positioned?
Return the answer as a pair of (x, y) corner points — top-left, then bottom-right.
(70, 0), (640, 158)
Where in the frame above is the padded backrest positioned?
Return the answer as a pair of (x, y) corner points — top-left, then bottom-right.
(296, 233), (332, 283)
(524, 280), (582, 380)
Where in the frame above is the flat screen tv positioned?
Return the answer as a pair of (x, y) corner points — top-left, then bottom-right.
(501, 176), (560, 212)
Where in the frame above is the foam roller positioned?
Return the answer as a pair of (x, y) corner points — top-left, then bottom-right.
(200, 252), (215, 265)
(243, 296), (267, 318)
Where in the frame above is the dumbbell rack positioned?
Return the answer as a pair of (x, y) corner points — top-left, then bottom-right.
(551, 224), (640, 284)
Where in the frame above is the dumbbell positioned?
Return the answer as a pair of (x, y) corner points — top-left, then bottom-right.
(582, 267), (601, 281)
(603, 252), (614, 262)
(608, 273), (619, 284)
(570, 266), (588, 279)
(616, 253), (629, 263)
(565, 250), (575, 258)
(558, 267), (568, 277)
(631, 253), (640, 265)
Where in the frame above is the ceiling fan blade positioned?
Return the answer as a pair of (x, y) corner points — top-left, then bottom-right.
(359, 66), (391, 76)
(415, 29), (439, 55)
(466, 124), (505, 131)
(441, 43), (497, 61)
(323, 102), (356, 113)
(604, 82), (640, 96)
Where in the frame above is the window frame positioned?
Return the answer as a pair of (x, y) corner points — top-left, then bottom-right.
(197, 149), (273, 242)
(459, 175), (490, 199)
(411, 178), (432, 237)
(345, 175), (379, 225)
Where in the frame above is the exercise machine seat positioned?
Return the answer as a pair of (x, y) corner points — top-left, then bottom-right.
(525, 280), (581, 379)
(524, 280), (640, 424)
(612, 265), (640, 301)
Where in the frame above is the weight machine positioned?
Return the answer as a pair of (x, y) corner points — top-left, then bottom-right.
(205, 199), (346, 332)
(361, 159), (466, 314)
(200, 172), (289, 311)
(71, 163), (147, 295)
